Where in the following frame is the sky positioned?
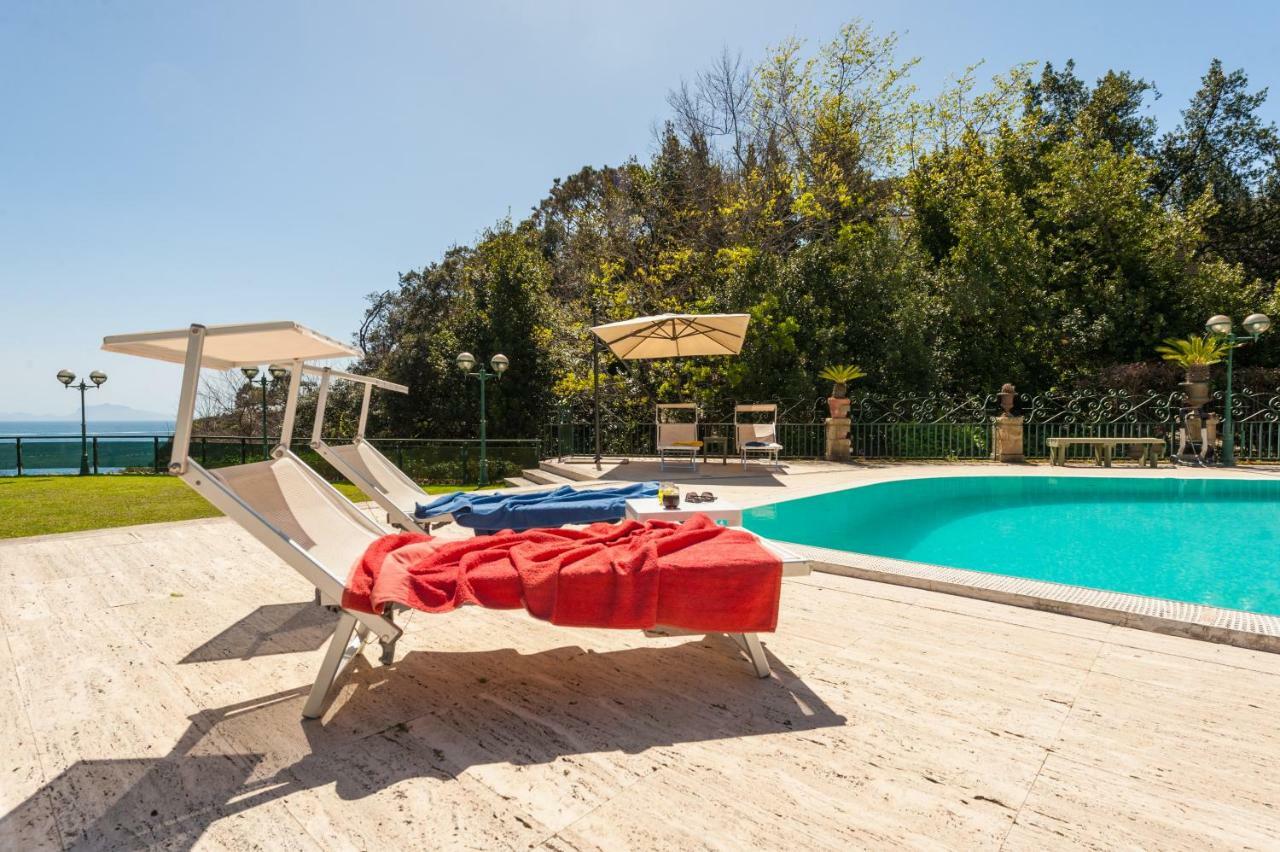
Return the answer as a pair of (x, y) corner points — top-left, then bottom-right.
(2, 0), (1278, 416)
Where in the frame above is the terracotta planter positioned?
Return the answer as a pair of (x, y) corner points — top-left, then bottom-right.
(827, 396), (851, 418)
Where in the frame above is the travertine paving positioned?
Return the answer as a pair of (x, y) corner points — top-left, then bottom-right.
(2, 480), (1280, 849)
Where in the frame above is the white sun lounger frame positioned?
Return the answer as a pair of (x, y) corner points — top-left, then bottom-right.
(103, 322), (811, 721)
(656, 402), (701, 472)
(306, 365), (438, 531)
(735, 403), (784, 469)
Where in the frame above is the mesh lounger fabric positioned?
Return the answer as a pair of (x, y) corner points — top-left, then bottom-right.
(212, 457), (376, 579)
(326, 442), (426, 510)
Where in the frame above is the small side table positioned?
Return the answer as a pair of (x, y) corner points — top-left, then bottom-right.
(702, 435), (730, 464)
(624, 497), (743, 527)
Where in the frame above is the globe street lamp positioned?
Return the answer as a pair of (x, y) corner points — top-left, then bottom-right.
(241, 364), (290, 460)
(456, 352), (509, 486)
(1206, 312), (1272, 466)
(56, 369), (107, 475)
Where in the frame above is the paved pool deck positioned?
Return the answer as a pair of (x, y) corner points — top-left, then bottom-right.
(2, 461), (1279, 849)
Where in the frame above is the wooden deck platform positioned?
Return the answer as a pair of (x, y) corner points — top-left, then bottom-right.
(2, 512), (1279, 849)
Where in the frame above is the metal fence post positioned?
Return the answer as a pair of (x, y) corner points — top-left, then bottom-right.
(154, 436), (161, 473)
(92, 437), (99, 474)
(15, 437), (22, 477)
(240, 438), (247, 465)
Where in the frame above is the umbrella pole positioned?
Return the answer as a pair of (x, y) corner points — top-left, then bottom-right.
(592, 311), (602, 470)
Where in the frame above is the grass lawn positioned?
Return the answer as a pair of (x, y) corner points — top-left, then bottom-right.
(0, 476), (482, 540)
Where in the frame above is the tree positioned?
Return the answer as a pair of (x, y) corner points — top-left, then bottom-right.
(1157, 60), (1280, 289)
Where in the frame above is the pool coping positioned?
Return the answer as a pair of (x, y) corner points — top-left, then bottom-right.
(784, 541), (1280, 654)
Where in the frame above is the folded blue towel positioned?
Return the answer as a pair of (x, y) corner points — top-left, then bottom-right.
(744, 440), (770, 447)
(416, 481), (660, 535)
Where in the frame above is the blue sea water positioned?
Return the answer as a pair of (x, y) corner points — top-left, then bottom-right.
(743, 475), (1280, 617)
(0, 420), (175, 474)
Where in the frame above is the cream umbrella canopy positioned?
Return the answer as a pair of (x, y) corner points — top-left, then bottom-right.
(590, 313), (751, 359)
(586, 313), (751, 466)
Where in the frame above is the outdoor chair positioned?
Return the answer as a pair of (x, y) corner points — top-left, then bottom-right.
(102, 321), (812, 720)
(656, 403), (702, 472)
(735, 404), (783, 469)
(1175, 410), (1219, 465)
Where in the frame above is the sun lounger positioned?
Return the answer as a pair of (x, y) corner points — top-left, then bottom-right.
(102, 321), (812, 720)
(306, 365), (442, 530)
(656, 403), (702, 471)
(735, 404), (783, 469)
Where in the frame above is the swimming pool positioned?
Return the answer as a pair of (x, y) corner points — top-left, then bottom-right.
(743, 475), (1280, 617)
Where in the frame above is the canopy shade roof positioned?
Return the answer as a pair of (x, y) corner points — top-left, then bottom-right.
(102, 321), (360, 370)
(303, 364), (408, 394)
(590, 313), (750, 360)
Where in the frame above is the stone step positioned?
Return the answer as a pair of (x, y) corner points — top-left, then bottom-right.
(502, 476), (534, 488)
(538, 459), (597, 482)
(522, 467), (574, 486)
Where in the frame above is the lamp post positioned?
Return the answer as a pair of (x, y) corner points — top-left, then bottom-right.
(456, 351), (509, 487)
(1206, 312), (1272, 466)
(56, 369), (107, 475)
(241, 364), (290, 460)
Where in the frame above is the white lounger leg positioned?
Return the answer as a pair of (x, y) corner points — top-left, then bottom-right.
(731, 632), (771, 678)
(303, 612), (364, 719)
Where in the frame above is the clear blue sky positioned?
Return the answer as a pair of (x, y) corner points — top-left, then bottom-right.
(2, 0), (1277, 415)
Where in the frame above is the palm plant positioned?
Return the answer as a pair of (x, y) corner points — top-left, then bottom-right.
(819, 364), (867, 398)
(1155, 335), (1232, 369)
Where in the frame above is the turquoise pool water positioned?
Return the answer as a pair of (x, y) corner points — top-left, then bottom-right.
(743, 476), (1280, 616)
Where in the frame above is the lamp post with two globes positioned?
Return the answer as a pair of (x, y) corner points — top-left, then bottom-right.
(55, 369), (107, 476)
(240, 364), (291, 460)
(456, 351), (509, 487)
(1205, 312), (1272, 466)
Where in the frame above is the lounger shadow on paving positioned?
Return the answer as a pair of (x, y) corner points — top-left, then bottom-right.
(102, 321), (812, 721)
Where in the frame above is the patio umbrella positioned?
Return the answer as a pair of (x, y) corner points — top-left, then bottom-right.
(585, 313), (751, 466)
(590, 313), (751, 360)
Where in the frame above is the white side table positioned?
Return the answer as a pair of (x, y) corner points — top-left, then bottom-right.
(624, 496), (743, 527)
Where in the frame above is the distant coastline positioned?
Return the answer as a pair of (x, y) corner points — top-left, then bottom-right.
(0, 420), (175, 436)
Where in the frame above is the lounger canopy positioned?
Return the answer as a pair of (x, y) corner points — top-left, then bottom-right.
(103, 321), (358, 370)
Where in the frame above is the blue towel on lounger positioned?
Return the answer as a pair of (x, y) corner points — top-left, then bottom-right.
(415, 481), (660, 535)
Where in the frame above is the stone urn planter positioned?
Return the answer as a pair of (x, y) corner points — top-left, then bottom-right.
(827, 395), (851, 418)
(1180, 364), (1212, 411)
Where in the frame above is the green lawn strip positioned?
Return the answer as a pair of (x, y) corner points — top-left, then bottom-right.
(0, 476), (220, 539)
(0, 476), (494, 540)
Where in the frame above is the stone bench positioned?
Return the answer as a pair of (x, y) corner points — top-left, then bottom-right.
(1046, 437), (1165, 468)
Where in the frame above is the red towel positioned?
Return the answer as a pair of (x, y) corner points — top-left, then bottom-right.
(343, 515), (783, 633)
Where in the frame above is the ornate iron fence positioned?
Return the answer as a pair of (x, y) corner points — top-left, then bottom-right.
(13, 387), (1280, 477)
(847, 393), (995, 459)
(541, 389), (1280, 463)
(544, 398), (829, 461)
(1019, 390), (1181, 460)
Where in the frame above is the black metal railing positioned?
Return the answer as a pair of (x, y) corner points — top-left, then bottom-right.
(10, 387), (1280, 476)
(0, 434), (542, 483)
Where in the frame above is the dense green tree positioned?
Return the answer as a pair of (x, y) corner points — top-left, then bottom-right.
(340, 22), (1275, 440)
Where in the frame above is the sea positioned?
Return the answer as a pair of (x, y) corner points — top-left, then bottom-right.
(1, 420), (176, 475)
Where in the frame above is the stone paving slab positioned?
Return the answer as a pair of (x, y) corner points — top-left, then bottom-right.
(2, 511), (1279, 848)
